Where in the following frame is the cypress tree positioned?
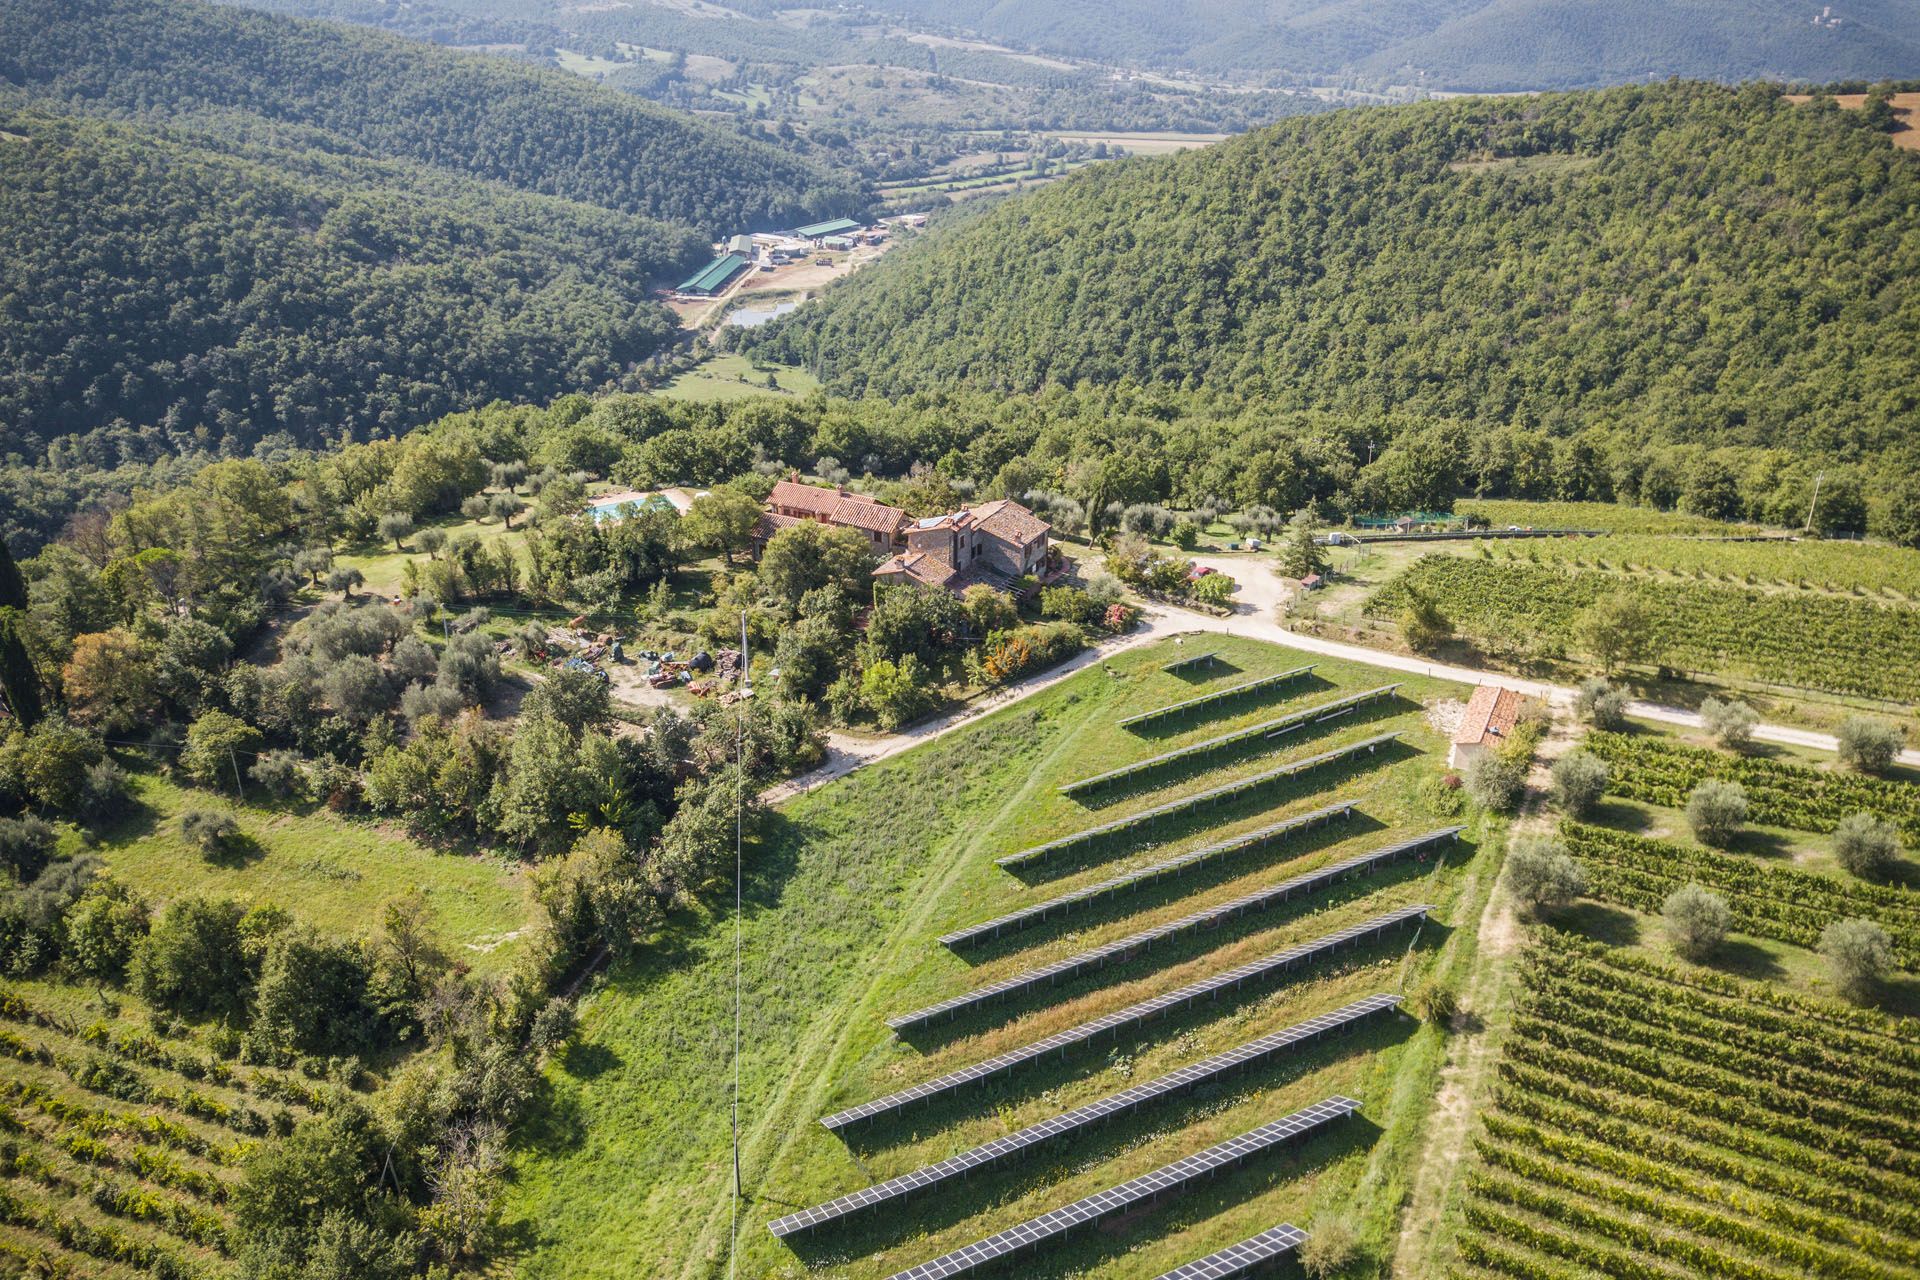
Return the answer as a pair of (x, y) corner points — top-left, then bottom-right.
(0, 540), (24, 611)
(0, 608), (41, 729)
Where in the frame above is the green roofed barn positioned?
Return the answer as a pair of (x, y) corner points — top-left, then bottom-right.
(676, 253), (749, 296)
(794, 217), (862, 239)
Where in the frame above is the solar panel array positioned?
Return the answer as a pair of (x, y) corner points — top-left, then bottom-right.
(1152, 1223), (1309, 1279)
(1119, 666), (1316, 732)
(1162, 650), (1221, 674)
(1060, 685), (1403, 799)
(768, 998), (1396, 1238)
(822, 906), (1430, 1131)
(881, 1098), (1362, 1280)
(997, 734), (1401, 873)
(940, 803), (1356, 950)
(894, 829), (1458, 1031)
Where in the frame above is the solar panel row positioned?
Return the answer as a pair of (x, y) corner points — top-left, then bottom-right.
(1118, 666), (1316, 732)
(893, 829), (1459, 1031)
(881, 1098), (1362, 1280)
(1060, 685), (1402, 799)
(940, 803), (1357, 950)
(822, 905), (1430, 1131)
(1161, 650), (1221, 674)
(997, 733), (1401, 872)
(1152, 1223), (1309, 1279)
(767, 997), (1397, 1238)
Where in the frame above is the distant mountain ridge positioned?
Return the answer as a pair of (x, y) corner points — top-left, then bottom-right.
(861, 0), (1920, 89)
(756, 81), (1920, 461)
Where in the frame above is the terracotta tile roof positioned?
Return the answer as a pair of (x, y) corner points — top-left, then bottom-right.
(832, 496), (907, 536)
(757, 511), (804, 539)
(1454, 685), (1523, 746)
(769, 479), (846, 518)
(874, 550), (957, 590)
(970, 498), (1050, 545)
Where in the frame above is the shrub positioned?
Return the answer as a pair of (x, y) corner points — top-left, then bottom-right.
(1661, 883), (1731, 960)
(249, 751), (306, 801)
(78, 759), (132, 826)
(1462, 750), (1526, 812)
(0, 816), (56, 884)
(1169, 520), (1200, 550)
(1685, 779), (1748, 847)
(1549, 751), (1607, 817)
(1820, 918), (1892, 1004)
(1573, 678), (1629, 729)
(1832, 811), (1901, 879)
(1505, 836), (1585, 918)
(1836, 716), (1905, 775)
(180, 711), (263, 789)
(1409, 978), (1459, 1027)
(1698, 697), (1757, 750)
(1298, 1217), (1360, 1278)
(179, 810), (240, 857)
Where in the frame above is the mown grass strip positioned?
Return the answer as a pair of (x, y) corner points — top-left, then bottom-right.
(939, 802), (1356, 949)
(998, 733), (1400, 871)
(1061, 684), (1401, 799)
(1118, 666), (1315, 731)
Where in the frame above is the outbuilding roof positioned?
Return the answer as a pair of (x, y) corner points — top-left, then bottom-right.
(1454, 685), (1523, 747)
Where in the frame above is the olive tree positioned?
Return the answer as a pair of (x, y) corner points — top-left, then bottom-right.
(1837, 716), (1905, 775)
(1549, 750), (1608, 817)
(1685, 779), (1748, 847)
(1505, 836), (1586, 919)
(1820, 918), (1892, 1004)
(1832, 811), (1901, 879)
(1698, 697), (1756, 751)
(1662, 884), (1731, 960)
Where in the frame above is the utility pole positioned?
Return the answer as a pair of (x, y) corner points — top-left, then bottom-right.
(730, 609), (751, 1272)
(1803, 470), (1826, 535)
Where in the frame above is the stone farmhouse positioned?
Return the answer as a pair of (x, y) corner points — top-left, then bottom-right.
(759, 479), (1054, 594)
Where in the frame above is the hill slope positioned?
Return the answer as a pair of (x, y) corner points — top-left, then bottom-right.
(0, 0), (862, 231)
(758, 82), (1920, 460)
(860, 0), (1920, 88)
(0, 100), (702, 454)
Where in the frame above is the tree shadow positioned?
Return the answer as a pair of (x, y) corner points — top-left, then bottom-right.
(951, 812), (1383, 968)
(203, 832), (267, 869)
(1702, 938), (1785, 983)
(1732, 828), (1796, 861)
(559, 1040), (622, 1080)
(507, 1071), (588, 1157)
(782, 1017), (1405, 1263)
(1555, 901), (1641, 947)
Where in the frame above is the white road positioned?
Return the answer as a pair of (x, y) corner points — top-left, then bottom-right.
(764, 555), (1917, 802)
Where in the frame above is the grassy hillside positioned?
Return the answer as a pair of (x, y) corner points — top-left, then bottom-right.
(0, 0), (861, 232)
(760, 82), (1920, 461)
(506, 635), (1497, 1278)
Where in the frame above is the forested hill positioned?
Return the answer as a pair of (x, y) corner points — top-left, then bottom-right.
(0, 101), (700, 455)
(757, 82), (1920, 461)
(0, 0), (862, 231)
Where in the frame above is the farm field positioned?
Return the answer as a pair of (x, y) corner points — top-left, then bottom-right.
(1480, 533), (1920, 601)
(1448, 934), (1920, 1280)
(503, 635), (1499, 1278)
(0, 978), (337, 1280)
(661, 354), (821, 403)
(1367, 555), (1920, 703)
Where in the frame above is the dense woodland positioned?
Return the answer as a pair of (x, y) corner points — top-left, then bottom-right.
(2, 0), (861, 231)
(758, 82), (1920, 531)
(0, 102), (700, 461)
(0, 0), (870, 466)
